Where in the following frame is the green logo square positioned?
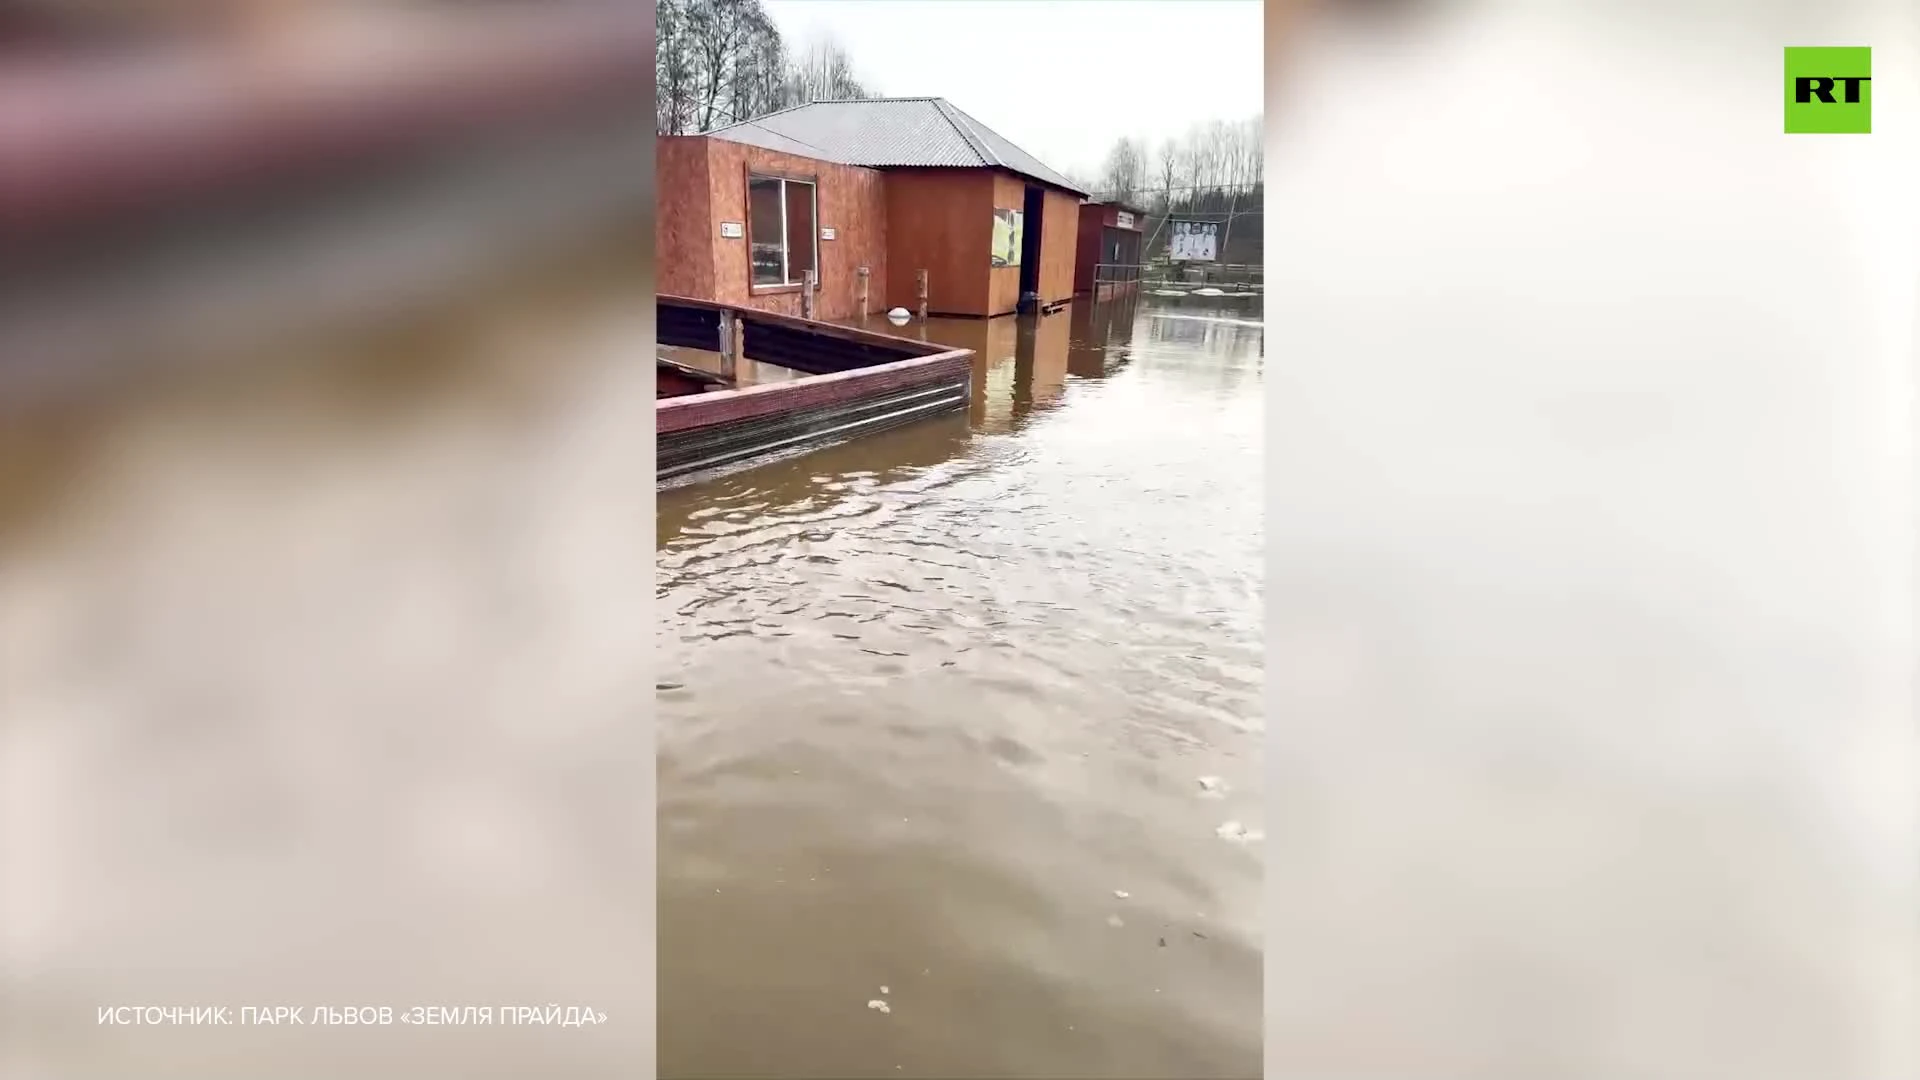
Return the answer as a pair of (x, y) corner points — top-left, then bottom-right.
(1785, 46), (1871, 134)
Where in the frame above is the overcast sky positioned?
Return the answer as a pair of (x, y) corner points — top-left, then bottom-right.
(761, 0), (1264, 179)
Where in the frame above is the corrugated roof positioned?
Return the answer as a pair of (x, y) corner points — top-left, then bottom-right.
(707, 97), (1087, 196)
(708, 119), (849, 162)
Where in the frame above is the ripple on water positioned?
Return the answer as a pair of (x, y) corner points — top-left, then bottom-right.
(658, 303), (1264, 1078)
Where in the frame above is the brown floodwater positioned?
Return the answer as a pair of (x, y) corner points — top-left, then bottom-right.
(656, 293), (1267, 1079)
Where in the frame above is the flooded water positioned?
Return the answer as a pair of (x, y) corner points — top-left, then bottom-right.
(656, 294), (1266, 1078)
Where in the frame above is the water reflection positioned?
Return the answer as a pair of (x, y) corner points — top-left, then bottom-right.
(1067, 294), (1141, 380)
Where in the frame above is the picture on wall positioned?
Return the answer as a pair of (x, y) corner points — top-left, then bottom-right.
(991, 208), (1023, 268)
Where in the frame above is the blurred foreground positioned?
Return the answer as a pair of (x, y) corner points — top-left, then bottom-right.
(1, 4), (656, 1076)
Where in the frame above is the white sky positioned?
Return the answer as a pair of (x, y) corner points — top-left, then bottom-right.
(761, 0), (1264, 179)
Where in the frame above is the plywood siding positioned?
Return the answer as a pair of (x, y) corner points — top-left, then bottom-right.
(656, 136), (714, 300)
(1039, 188), (1080, 304)
(1074, 202), (1106, 293)
(701, 139), (888, 322)
(884, 169), (993, 317)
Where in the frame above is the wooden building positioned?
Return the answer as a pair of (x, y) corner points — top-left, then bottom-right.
(1074, 201), (1148, 298)
(657, 98), (1088, 320)
(657, 134), (887, 322)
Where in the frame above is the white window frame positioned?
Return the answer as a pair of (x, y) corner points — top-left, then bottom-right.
(748, 174), (820, 289)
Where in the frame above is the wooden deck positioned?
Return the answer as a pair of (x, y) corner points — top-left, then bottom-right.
(656, 295), (973, 483)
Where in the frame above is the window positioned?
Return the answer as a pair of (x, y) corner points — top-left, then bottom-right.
(747, 175), (818, 288)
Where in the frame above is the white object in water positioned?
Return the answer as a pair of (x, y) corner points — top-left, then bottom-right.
(1192, 287), (1225, 296)
(887, 307), (911, 324)
(880, 986), (889, 995)
(867, 999), (892, 1014)
(1216, 820), (1265, 843)
(1112, 889), (1130, 899)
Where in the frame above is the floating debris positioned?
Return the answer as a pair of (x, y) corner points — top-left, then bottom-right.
(867, 999), (891, 1014)
(880, 985), (889, 995)
(655, 682), (685, 691)
(1112, 889), (1130, 900)
(1215, 820), (1265, 843)
(1197, 776), (1225, 796)
(1158, 937), (1167, 948)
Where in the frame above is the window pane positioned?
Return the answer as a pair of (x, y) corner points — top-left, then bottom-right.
(785, 181), (815, 285)
(748, 177), (785, 287)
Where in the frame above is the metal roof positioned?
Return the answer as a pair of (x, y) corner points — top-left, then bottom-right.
(707, 98), (1088, 196)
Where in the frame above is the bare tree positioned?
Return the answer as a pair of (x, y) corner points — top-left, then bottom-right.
(1155, 137), (1178, 210)
(1241, 115), (1264, 187)
(688, 0), (753, 132)
(657, 0), (874, 134)
(656, 0), (698, 134)
(727, 4), (784, 123)
(1098, 137), (1146, 205)
(783, 36), (872, 105)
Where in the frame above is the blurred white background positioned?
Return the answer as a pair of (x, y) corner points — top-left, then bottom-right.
(1267, 1), (1915, 1077)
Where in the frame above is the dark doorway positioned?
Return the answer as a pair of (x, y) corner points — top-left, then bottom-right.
(1019, 184), (1043, 299)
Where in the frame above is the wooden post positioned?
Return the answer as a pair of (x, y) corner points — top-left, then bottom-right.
(716, 312), (736, 381)
(916, 269), (929, 321)
(801, 269), (817, 320)
(856, 266), (870, 316)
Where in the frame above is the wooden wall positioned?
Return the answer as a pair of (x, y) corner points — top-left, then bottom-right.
(987, 172), (1025, 317)
(884, 168), (993, 317)
(1039, 188), (1080, 305)
(1074, 202), (1106, 294)
(1073, 202), (1143, 293)
(702, 139), (888, 322)
(656, 136), (713, 300)
(984, 173), (1080, 313)
(666, 151), (1082, 321)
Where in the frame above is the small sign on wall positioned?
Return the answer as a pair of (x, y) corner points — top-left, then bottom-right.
(719, 221), (744, 239)
(1116, 211), (1135, 229)
(820, 227), (836, 240)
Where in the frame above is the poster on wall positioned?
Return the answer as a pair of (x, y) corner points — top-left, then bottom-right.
(1168, 220), (1219, 262)
(991, 208), (1023, 268)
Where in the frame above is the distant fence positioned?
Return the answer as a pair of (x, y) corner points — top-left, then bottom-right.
(1142, 262), (1263, 289)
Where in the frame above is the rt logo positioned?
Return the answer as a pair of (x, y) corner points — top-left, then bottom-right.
(1785, 47), (1871, 133)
